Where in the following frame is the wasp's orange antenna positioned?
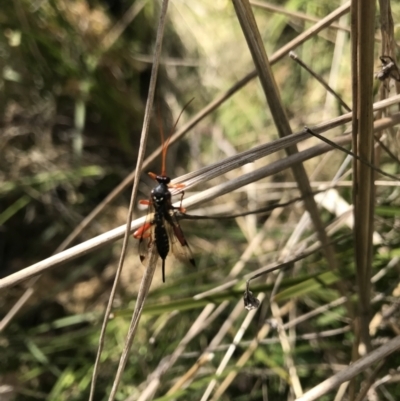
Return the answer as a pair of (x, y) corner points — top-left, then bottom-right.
(160, 97), (195, 176)
(156, 100), (166, 175)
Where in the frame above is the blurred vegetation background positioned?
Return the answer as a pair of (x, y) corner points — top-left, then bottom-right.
(1, 1), (400, 400)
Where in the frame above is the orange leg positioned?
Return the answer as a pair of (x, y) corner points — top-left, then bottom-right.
(133, 222), (152, 239)
(176, 191), (186, 213)
(168, 183), (186, 212)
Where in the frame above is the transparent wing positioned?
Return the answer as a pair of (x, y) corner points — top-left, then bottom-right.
(166, 210), (196, 267)
(134, 201), (195, 272)
(137, 201), (156, 265)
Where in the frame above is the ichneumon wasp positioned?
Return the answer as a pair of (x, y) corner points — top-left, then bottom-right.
(133, 99), (195, 282)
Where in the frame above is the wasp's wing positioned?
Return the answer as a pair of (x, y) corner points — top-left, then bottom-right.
(136, 201), (156, 265)
(166, 210), (196, 267)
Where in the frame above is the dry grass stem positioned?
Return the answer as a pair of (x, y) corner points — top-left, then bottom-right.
(100, 0), (148, 52)
(211, 323), (271, 401)
(353, 0), (377, 355)
(250, 0), (350, 32)
(108, 249), (158, 401)
(289, 51), (351, 112)
(138, 304), (217, 401)
(200, 302), (262, 401)
(270, 301), (303, 398)
(296, 335), (400, 401)
(232, 0), (345, 287)
(91, 1), (169, 399)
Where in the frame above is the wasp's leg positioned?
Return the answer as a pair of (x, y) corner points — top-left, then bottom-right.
(133, 222), (152, 239)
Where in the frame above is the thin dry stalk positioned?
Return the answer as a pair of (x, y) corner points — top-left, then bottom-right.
(271, 301), (303, 397)
(210, 323), (271, 401)
(201, 303), (264, 401)
(334, 382), (350, 401)
(100, 0), (148, 52)
(90, 2), (169, 399)
(353, 360), (385, 401)
(166, 354), (214, 395)
(197, 212), (287, 401)
(295, 335), (400, 401)
(199, 210), (318, 400)
(271, 1), (351, 59)
(108, 249), (159, 401)
(250, 0), (350, 32)
(215, 305), (262, 373)
(349, 12), (359, 401)
(353, 0), (376, 355)
(306, 128), (399, 181)
(289, 51), (351, 112)
(137, 304), (218, 401)
(232, 0), (338, 283)
(323, 3), (349, 120)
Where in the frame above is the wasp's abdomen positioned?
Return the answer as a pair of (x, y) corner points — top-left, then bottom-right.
(154, 213), (169, 260)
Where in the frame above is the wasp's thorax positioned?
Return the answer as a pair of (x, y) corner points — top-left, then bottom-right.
(151, 175), (172, 206)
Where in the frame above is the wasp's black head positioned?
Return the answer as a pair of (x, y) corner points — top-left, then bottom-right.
(156, 175), (171, 185)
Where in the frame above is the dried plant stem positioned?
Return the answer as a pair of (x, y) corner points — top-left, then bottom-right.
(295, 335), (400, 401)
(232, 0), (338, 292)
(211, 323), (271, 401)
(271, 301), (303, 397)
(166, 354), (214, 395)
(201, 302), (263, 401)
(305, 128), (399, 181)
(90, 1), (169, 400)
(138, 304), (218, 401)
(175, 94), (400, 187)
(100, 0), (148, 52)
(250, 0), (350, 32)
(108, 250), (158, 401)
(289, 51), (351, 112)
(353, 0), (376, 356)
